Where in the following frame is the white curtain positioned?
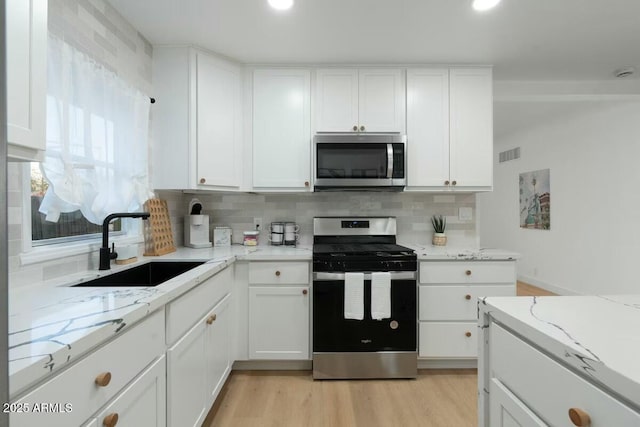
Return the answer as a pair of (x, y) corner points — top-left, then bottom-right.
(39, 35), (152, 225)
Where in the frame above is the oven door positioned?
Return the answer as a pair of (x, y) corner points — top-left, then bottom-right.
(312, 272), (416, 352)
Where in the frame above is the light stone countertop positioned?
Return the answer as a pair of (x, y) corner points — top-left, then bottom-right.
(401, 244), (520, 261)
(8, 244), (312, 398)
(480, 295), (640, 409)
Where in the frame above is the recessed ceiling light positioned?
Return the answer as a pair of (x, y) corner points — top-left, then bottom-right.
(472, 0), (502, 12)
(268, 0), (294, 11)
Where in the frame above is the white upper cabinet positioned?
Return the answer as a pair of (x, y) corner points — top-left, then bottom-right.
(252, 69), (311, 190)
(196, 53), (242, 188)
(6, 0), (48, 162)
(406, 68), (450, 188)
(406, 67), (493, 191)
(449, 68), (493, 189)
(152, 47), (243, 190)
(315, 68), (405, 133)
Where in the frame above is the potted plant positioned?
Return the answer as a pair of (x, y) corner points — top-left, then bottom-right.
(431, 215), (447, 246)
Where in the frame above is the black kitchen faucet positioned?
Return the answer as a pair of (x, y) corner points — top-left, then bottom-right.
(99, 212), (150, 270)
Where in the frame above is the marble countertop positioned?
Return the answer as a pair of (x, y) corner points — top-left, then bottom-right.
(480, 295), (640, 408)
(8, 244), (311, 398)
(403, 244), (520, 260)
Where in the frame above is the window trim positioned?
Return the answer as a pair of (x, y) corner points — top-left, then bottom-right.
(21, 164), (144, 266)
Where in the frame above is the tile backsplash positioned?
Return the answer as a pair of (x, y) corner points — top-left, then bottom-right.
(160, 191), (478, 248)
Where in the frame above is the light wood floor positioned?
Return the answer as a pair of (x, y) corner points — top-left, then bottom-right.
(516, 280), (556, 296)
(203, 282), (554, 427)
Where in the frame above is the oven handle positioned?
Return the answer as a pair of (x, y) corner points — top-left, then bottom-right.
(313, 271), (416, 281)
(387, 143), (394, 179)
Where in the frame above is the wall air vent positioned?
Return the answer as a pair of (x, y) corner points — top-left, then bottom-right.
(499, 147), (520, 163)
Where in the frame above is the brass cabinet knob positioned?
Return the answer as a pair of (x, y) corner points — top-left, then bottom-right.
(95, 372), (112, 387)
(360, 125), (365, 131)
(444, 180), (450, 186)
(352, 125), (358, 131)
(568, 408), (591, 426)
(465, 294), (471, 300)
(200, 178), (206, 184)
(302, 289), (308, 295)
(103, 413), (119, 427)
(206, 314), (217, 325)
(452, 180), (457, 186)
(465, 270), (472, 276)
(465, 331), (472, 338)
(275, 270), (281, 277)
(304, 181), (310, 187)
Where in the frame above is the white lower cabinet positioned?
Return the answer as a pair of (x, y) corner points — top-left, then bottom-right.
(248, 286), (310, 359)
(488, 324), (640, 426)
(490, 378), (546, 427)
(167, 293), (232, 427)
(93, 356), (166, 427)
(247, 261), (310, 360)
(10, 309), (165, 427)
(418, 260), (516, 359)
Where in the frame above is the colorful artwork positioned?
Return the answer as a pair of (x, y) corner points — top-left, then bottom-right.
(519, 169), (550, 230)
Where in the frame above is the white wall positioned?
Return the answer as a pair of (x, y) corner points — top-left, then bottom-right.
(479, 87), (640, 295)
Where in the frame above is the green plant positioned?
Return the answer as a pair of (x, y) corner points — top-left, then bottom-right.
(431, 215), (446, 233)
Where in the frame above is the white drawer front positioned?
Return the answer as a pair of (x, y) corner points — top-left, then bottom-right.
(248, 261), (309, 284)
(166, 266), (232, 345)
(419, 285), (514, 321)
(491, 324), (640, 426)
(11, 309), (165, 427)
(419, 322), (477, 358)
(420, 261), (515, 284)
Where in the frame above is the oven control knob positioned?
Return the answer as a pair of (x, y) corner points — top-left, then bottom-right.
(390, 320), (399, 330)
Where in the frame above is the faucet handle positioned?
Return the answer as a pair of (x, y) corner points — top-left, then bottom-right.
(110, 243), (118, 260)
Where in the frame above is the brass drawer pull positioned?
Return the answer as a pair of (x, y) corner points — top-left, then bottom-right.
(275, 270), (281, 277)
(206, 314), (217, 325)
(200, 178), (206, 184)
(465, 270), (472, 276)
(465, 331), (472, 338)
(568, 408), (591, 426)
(465, 294), (471, 300)
(103, 413), (119, 427)
(302, 289), (308, 295)
(95, 372), (112, 387)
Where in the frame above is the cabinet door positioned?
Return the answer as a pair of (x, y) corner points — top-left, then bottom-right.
(358, 69), (405, 133)
(253, 69), (311, 189)
(196, 52), (242, 188)
(95, 356), (167, 427)
(205, 293), (232, 407)
(490, 379), (547, 427)
(449, 68), (493, 189)
(315, 69), (359, 132)
(167, 318), (207, 427)
(6, 0), (47, 161)
(249, 286), (310, 359)
(406, 69), (450, 188)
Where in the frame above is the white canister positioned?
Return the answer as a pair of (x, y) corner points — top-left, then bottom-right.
(213, 227), (232, 247)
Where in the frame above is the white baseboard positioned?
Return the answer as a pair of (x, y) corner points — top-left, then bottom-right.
(418, 359), (477, 369)
(232, 360), (312, 371)
(518, 274), (579, 296)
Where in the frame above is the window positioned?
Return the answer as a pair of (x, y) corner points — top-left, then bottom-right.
(28, 35), (152, 249)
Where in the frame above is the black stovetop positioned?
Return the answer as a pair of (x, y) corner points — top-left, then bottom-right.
(313, 243), (413, 255)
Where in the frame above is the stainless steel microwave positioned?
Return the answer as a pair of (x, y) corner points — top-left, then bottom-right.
(313, 133), (407, 191)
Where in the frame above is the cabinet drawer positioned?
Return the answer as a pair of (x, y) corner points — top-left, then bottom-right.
(11, 309), (165, 427)
(166, 266), (232, 345)
(249, 261), (309, 284)
(419, 285), (514, 321)
(419, 322), (477, 358)
(419, 261), (515, 284)
(491, 324), (640, 426)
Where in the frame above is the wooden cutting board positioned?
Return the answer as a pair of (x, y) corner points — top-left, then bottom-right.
(143, 198), (177, 256)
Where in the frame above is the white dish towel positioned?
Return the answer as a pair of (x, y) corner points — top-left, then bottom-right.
(371, 272), (391, 320)
(344, 272), (364, 320)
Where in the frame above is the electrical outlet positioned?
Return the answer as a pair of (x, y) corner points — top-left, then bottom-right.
(458, 207), (473, 221)
(253, 217), (262, 231)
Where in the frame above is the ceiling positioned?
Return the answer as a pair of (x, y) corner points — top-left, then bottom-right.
(107, 0), (640, 81)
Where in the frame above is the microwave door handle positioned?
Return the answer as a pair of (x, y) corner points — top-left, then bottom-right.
(387, 144), (394, 179)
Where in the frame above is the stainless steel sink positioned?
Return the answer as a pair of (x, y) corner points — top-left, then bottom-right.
(72, 261), (205, 287)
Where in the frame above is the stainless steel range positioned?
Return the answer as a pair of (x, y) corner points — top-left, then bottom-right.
(312, 217), (417, 379)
